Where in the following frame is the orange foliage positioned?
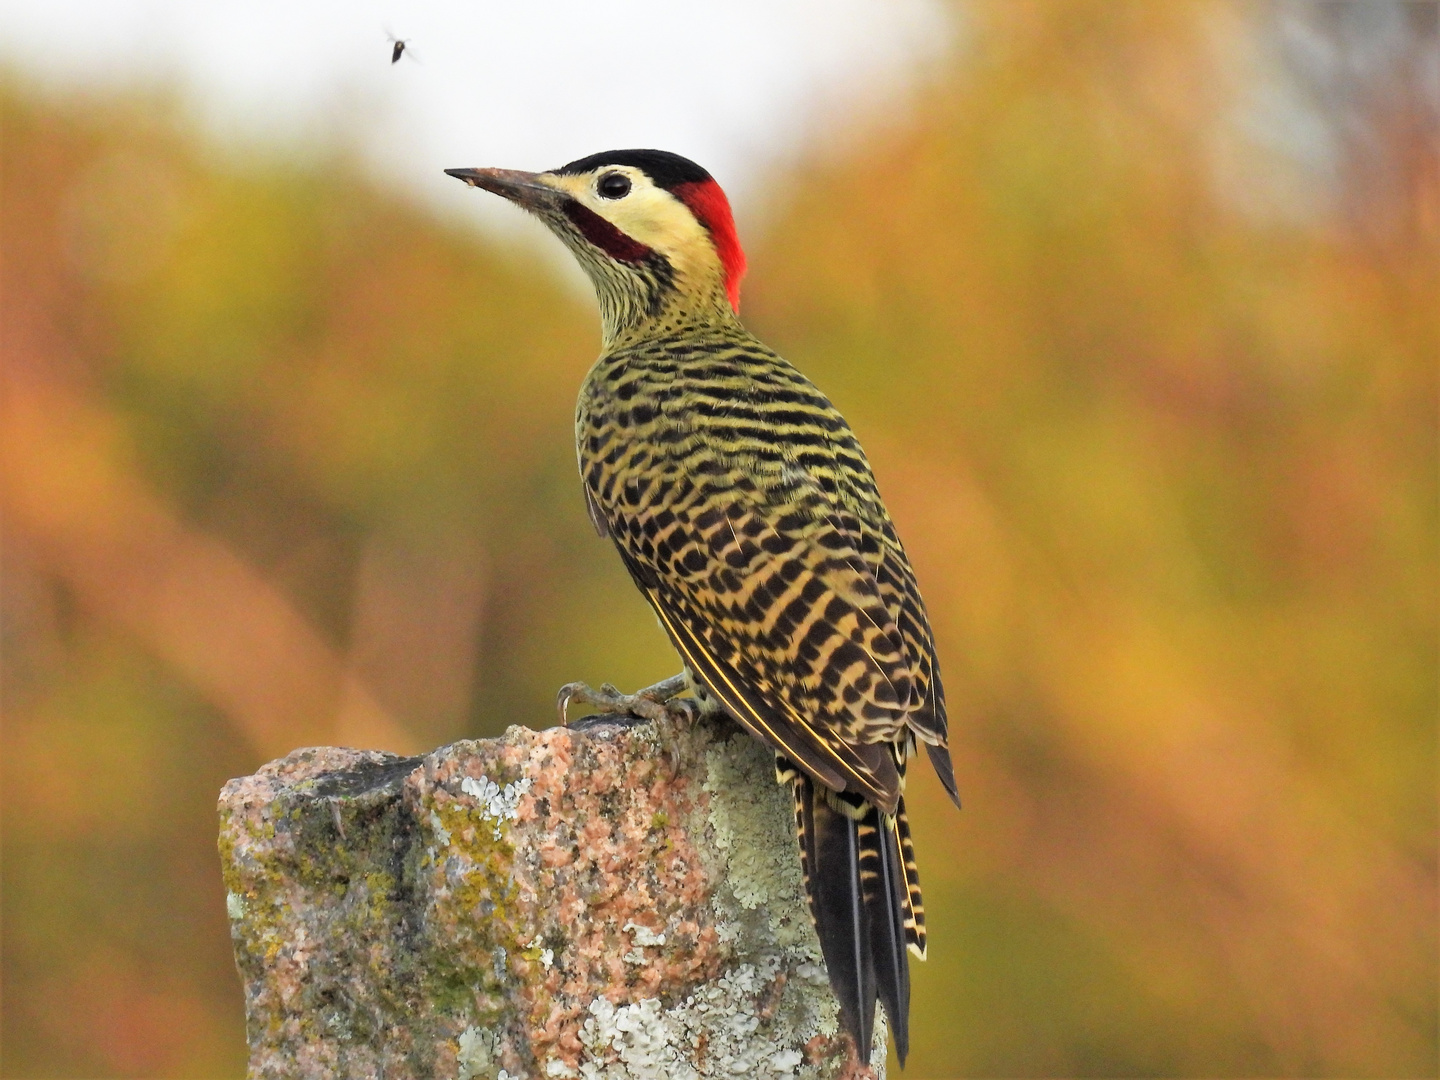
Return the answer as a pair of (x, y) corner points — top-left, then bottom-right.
(1, 4), (1434, 1075)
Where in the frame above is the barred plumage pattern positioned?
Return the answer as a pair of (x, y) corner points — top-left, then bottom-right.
(449, 150), (960, 1066)
(578, 315), (955, 1058)
(578, 321), (948, 800)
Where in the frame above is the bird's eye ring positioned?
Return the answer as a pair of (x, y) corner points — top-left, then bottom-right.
(598, 172), (632, 199)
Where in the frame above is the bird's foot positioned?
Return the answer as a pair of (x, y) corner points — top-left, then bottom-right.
(556, 673), (696, 763)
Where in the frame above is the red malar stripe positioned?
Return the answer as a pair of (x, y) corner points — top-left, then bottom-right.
(562, 201), (654, 263)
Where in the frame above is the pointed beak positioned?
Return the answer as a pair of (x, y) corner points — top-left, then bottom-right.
(444, 167), (562, 211)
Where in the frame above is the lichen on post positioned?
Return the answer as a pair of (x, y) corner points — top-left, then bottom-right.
(218, 713), (887, 1079)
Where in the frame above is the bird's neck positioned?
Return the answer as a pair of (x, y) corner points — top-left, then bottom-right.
(597, 276), (742, 352)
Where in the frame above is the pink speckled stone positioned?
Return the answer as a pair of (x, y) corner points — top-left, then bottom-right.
(218, 715), (886, 1080)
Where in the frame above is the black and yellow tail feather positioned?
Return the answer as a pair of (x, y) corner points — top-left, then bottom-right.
(894, 807), (926, 960)
(784, 755), (919, 1065)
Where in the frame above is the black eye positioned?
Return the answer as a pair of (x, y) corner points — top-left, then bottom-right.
(598, 172), (631, 199)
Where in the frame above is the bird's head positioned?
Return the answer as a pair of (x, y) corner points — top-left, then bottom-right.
(446, 150), (746, 343)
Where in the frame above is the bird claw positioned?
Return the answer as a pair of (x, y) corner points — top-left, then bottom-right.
(557, 678), (690, 723)
(556, 674), (695, 766)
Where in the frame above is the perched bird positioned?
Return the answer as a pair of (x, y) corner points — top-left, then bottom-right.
(446, 150), (960, 1065)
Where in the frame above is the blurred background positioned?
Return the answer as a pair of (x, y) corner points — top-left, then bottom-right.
(1, 0), (1435, 1075)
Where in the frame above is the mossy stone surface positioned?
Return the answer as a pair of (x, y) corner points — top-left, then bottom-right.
(218, 714), (886, 1079)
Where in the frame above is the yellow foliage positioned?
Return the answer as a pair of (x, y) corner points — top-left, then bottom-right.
(0, 4), (1433, 1073)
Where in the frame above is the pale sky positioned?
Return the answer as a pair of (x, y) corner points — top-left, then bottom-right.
(0, 0), (957, 239)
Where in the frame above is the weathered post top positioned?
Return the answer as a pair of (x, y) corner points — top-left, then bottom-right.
(218, 713), (886, 1079)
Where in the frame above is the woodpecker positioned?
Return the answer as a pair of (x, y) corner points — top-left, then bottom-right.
(446, 150), (960, 1066)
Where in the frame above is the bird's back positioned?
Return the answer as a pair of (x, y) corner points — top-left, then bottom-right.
(576, 323), (949, 809)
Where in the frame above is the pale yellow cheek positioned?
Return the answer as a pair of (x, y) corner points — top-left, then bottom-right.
(539, 174), (722, 289)
(602, 193), (699, 251)
(609, 199), (721, 291)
